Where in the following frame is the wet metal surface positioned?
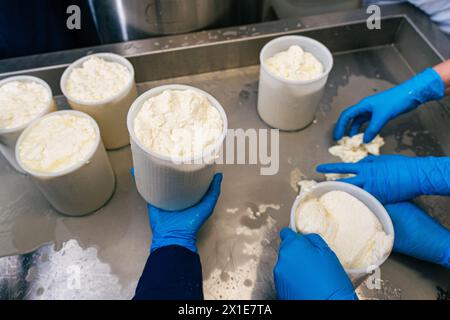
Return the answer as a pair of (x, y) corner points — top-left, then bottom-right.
(0, 4), (449, 299)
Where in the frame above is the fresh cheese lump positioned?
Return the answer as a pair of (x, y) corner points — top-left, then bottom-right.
(134, 89), (223, 159)
(65, 56), (131, 102)
(296, 190), (393, 269)
(19, 113), (97, 173)
(326, 134), (384, 181)
(328, 133), (384, 163)
(265, 45), (324, 81)
(0, 81), (50, 130)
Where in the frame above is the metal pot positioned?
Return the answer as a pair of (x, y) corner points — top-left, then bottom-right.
(88, 0), (235, 43)
(271, 0), (361, 19)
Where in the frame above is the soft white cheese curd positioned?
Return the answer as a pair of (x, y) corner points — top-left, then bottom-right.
(265, 45), (324, 81)
(133, 89), (223, 159)
(0, 80), (50, 130)
(65, 56), (131, 103)
(325, 134), (385, 181)
(328, 133), (385, 163)
(296, 190), (393, 269)
(18, 113), (97, 173)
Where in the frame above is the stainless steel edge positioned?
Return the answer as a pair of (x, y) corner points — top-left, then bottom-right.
(0, 4), (449, 300)
(1, 4), (449, 74)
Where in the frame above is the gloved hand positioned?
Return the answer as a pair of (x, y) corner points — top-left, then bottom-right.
(148, 173), (222, 253)
(384, 202), (450, 268)
(334, 68), (444, 143)
(317, 155), (450, 204)
(274, 228), (357, 300)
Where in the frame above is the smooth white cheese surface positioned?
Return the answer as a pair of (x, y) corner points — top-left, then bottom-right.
(134, 89), (223, 159)
(19, 114), (97, 173)
(0, 81), (50, 130)
(296, 190), (393, 269)
(265, 45), (324, 81)
(65, 56), (131, 103)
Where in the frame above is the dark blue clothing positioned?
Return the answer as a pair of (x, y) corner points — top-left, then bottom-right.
(133, 245), (204, 300)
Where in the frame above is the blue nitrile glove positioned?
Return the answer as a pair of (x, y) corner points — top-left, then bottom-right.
(274, 228), (357, 300)
(148, 173), (222, 253)
(384, 202), (450, 268)
(317, 155), (450, 204)
(334, 68), (444, 143)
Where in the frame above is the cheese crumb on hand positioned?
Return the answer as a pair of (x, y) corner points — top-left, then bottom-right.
(325, 133), (385, 181)
(328, 133), (384, 163)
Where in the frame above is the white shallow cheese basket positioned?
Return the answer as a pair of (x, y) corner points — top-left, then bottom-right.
(290, 181), (395, 286)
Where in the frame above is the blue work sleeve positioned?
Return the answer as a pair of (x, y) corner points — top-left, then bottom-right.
(133, 245), (204, 300)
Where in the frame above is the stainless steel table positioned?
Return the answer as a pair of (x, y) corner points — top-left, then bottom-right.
(0, 4), (449, 300)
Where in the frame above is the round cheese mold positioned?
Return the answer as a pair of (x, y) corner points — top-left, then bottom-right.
(257, 35), (333, 131)
(133, 89), (224, 160)
(60, 53), (137, 150)
(127, 84), (228, 211)
(0, 76), (53, 131)
(17, 111), (98, 174)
